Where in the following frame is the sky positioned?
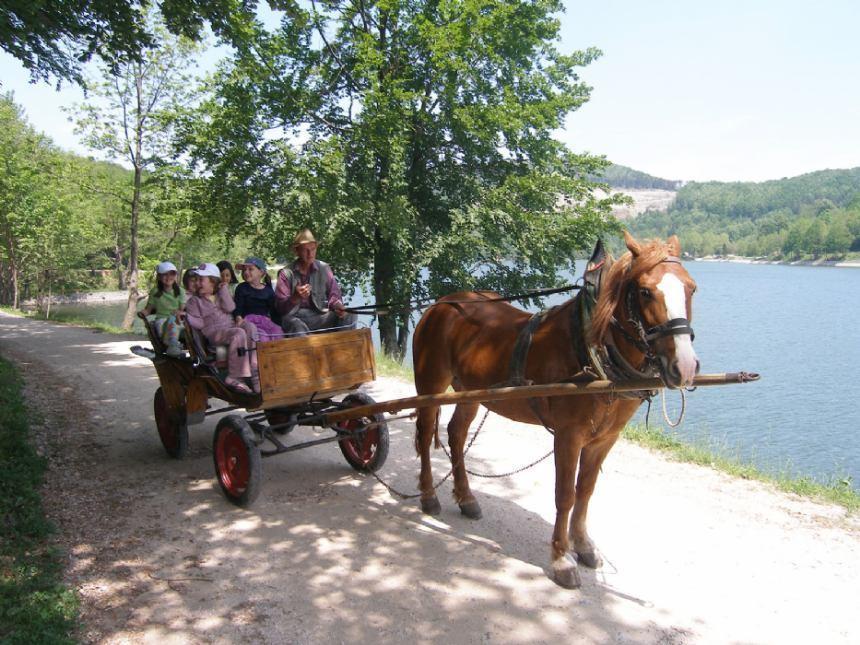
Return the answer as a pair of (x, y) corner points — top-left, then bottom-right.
(1, 0), (858, 183)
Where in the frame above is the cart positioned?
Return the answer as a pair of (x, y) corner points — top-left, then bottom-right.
(132, 314), (389, 507)
(132, 314), (759, 508)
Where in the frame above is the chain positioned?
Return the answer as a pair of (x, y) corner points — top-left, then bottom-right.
(439, 407), (555, 478)
(364, 408), (492, 499)
(366, 403), (555, 497)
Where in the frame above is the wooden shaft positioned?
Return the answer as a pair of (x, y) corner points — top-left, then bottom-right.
(322, 372), (760, 425)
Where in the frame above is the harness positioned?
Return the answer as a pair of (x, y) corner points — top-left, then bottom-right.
(508, 241), (696, 412)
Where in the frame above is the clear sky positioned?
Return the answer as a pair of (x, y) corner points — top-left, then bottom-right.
(1, 0), (858, 183)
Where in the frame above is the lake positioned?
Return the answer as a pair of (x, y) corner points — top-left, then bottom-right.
(44, 261), (860, 489)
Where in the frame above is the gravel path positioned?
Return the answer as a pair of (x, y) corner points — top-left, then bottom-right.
(1, 311), (858, 644)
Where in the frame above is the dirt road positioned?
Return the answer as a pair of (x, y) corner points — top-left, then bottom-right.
(1, 312), (858, 644)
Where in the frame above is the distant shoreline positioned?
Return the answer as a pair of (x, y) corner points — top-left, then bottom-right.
(17, 255), (860, 307)
(694, 255), (860, 268)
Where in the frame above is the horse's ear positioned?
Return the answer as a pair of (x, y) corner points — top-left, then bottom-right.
(667, 235), (681, 256)
(623, 230), (642, 257)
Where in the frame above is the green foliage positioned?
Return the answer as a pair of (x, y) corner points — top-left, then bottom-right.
(0, 94), (105, 306)
(631, 168), (860, 258)
(599, 164), (683, 190)
(0, 0), (260, 86)
(69, 11), (208, 328)
(178, 0), (623, 358)
(0, 357), (78, 643)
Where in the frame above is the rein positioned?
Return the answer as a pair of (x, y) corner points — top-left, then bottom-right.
(344, 284), (580, 315)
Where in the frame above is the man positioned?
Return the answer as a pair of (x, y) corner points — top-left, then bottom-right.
(275, 229), (357, 335)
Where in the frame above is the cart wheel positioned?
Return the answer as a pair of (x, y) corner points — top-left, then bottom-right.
(335, 392), (390, 472)
(154, 387), (188, 459)
(213, 415), (262, 507)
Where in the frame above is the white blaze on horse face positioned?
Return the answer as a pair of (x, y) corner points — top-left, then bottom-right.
(656, 273), (698, 385)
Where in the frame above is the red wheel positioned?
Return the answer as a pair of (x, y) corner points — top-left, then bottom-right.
(335, 393), (389, 472)
(154, 387), (188, 459)
(213, 415), (261, 507)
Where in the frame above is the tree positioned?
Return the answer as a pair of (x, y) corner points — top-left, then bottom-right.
(0, 94), (102, 309)
(180, 0), (622, 358)
(71, 15), (204, 329)
(0, 0), (258, 86)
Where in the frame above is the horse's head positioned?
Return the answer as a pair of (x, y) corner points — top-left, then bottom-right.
(591, 231), (700, 388)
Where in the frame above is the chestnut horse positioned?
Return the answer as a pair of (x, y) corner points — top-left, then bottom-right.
(411, 232), (699, 588)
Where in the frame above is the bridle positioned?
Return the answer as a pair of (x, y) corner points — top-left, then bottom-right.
(608, 255), (695, 380)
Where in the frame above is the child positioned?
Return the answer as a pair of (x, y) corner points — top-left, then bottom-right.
(185, 263), (260, 394)
(234, 257), (282, 341)
(140, 261), (185, 357)
(182, 267), (199, 302)
(217, 260), (239, 296)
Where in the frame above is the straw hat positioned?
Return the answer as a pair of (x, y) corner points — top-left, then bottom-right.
(290, 228), (318, 252)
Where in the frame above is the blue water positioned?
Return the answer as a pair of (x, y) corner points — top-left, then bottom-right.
(47, 262), (860, 488)
(542, 261), (860, 488)
(650, 261), (859, 488)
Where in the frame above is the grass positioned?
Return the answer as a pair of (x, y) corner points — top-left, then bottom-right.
(374, 351), (414, 381)
(0, 357), (78, 644)
(623, 423), (860, 512)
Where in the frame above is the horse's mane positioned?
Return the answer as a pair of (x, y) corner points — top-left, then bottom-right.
(588, 239), (675, 346)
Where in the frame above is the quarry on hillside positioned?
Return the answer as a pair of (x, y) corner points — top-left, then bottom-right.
(607, 188), (677, 219)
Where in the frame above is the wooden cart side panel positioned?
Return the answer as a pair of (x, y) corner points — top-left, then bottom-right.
(153, 360), (187, 411)
(185, 378), (209, 425)
(257, 328), (375, 404)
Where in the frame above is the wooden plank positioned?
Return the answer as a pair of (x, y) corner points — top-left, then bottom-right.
(257, 328), (375, 405)
(320, 372), (761, 425)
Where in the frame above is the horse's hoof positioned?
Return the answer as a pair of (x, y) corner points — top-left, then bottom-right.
(551, 565), (582, 589)
(576, 550), (602, 569)
(421, 496), (442, 516)
(459, 500), (482, 520)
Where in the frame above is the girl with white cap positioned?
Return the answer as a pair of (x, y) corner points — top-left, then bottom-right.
(141, 261), (185, 357)
(185, 262), (260, 394)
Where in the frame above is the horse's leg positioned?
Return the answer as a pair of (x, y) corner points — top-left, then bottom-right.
(568, 432), (622, 569)
(550, 428), (584, 589)
(447, 402), (481, 519)
(416, 405), (442, 515)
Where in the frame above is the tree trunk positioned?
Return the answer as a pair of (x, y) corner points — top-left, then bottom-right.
(121, 161), (142, 330)
(373, 229), (410, 361)
(121, 66), (145, 331)
(115, 232), (126, 290)
(4, 228), (19, 309)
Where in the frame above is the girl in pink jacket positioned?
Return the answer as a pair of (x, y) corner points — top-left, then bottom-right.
(185, 263), (260, 394)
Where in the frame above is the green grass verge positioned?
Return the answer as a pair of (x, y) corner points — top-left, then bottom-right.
(374, 351), (414, 381)
(624, 423), (859, 512)
(0, 305), (140, 336)
(0, 357), (78, 644)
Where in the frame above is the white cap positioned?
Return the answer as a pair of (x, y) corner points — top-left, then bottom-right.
(156, 261), (177, 274)
(191, 262), (221, 279)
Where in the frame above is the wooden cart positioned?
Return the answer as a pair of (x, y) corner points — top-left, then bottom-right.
(132, 314), (388, 507)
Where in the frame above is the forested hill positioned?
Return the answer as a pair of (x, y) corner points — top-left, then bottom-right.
(599, 164), (683, 190)
(628, 168), (860, 258)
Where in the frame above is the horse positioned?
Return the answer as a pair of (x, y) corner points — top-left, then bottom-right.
(411, 231), (699, 588)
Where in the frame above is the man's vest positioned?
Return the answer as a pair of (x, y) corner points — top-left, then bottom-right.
(279, 260), (332, 313)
